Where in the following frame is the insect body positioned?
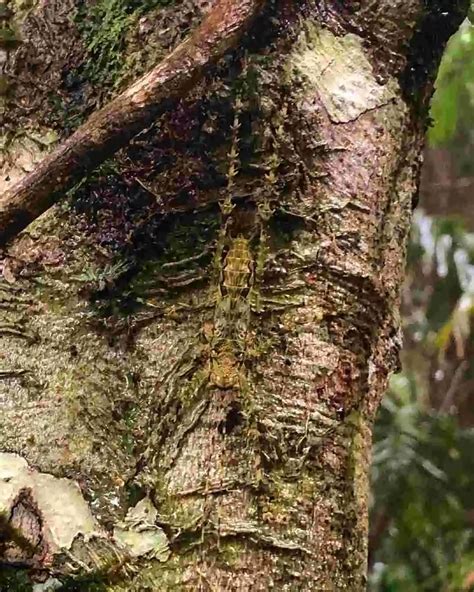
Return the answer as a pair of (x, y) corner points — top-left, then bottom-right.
(221, 236), (253, 299)
(208, 236), (254, 389)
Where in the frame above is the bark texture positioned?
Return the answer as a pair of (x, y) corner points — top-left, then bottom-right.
(0, 0), (263, 245)
(0, 0), (468, 590)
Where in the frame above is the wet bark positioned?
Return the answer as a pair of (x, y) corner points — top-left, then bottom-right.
(0, 0), (468, 590)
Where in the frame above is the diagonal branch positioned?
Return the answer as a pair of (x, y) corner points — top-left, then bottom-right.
(0, 0), (264, 247)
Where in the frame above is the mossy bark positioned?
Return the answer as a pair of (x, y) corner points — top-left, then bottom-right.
(0, 0), (468, 590)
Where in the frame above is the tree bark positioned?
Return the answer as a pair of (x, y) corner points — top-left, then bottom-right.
(0, 0), (263, 246)
(0, 1), (468, 590)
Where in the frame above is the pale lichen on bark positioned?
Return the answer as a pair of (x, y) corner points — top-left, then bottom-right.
(290, 24), (398, 123)
(0, 453), (97, 552)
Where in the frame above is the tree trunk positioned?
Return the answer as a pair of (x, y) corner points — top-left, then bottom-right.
(0, 1), (467, 590)
(0, 0), (264, 245)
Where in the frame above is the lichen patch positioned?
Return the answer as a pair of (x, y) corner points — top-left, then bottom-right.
(0, 129), (58, 191)
(290, 24), (398, 123)
(0, 453), (97, 551)
(113, 496), (170, 561)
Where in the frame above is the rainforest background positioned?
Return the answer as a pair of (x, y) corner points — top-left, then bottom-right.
(369, 14), (474, 592)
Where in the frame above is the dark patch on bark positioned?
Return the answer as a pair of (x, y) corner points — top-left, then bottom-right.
(0, 489), (47, 569)
(218, 402), (244, 435)
(400, 0), (470, 114)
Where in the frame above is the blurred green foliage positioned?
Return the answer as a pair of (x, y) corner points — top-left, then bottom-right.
(429, 15), (474, 175)
(429, 21), (474, 145)
(370, 377), (474, 591)
(369, 47), (474, 592)
(370, 11), (474, 584)
(370, 211), (474, 591)
(409, 212), (474, 344)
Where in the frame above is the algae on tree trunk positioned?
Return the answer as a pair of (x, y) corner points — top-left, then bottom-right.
(0, 0), (468, 590)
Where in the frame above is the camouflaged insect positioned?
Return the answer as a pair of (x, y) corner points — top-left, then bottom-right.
(208, 236), (254, 389)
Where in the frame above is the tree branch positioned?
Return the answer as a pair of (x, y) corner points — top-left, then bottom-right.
(0, 0), (264, 246)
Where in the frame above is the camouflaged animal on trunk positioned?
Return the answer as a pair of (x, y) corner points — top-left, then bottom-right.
(202, 93), (297, 391)
(205, 235), (254, 389)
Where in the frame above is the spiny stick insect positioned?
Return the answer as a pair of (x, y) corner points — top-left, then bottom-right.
(204, 85), (287, 390)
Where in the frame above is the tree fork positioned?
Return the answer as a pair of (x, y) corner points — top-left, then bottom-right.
(0, 0), (264, 246)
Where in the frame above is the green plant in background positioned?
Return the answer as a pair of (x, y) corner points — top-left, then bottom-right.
(370, 209), (474, 591)
(370, 373), (474, 591)
(370, 8), (474, 585)
(408, 212), (474, 344)
(429, 21), (474, 145)
(429, 11), (474, 176)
